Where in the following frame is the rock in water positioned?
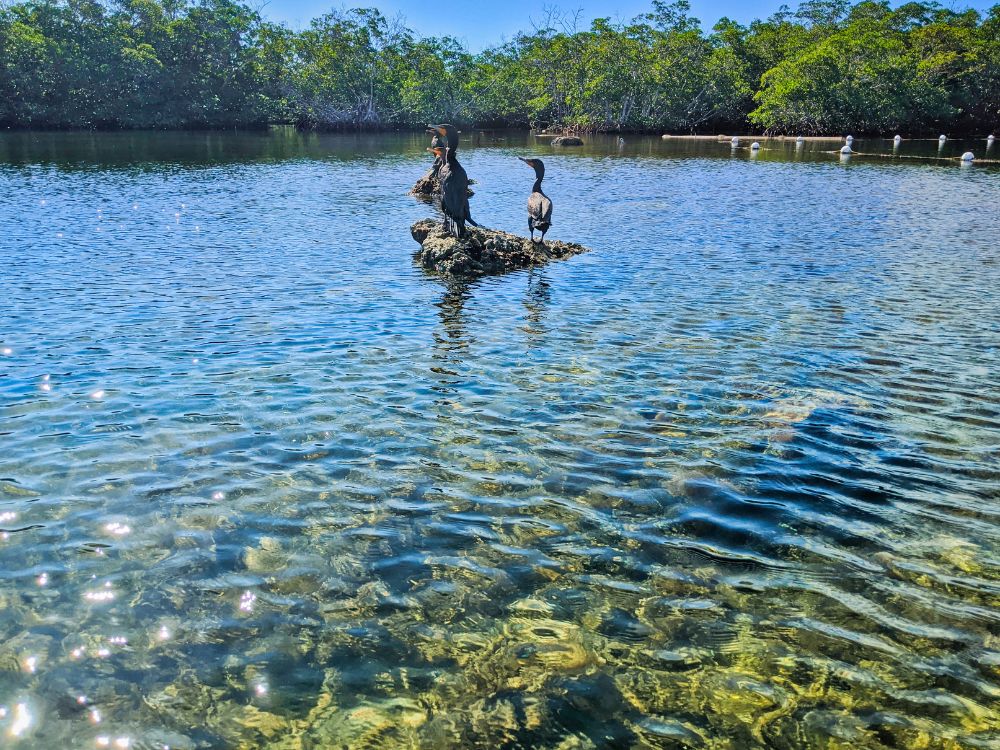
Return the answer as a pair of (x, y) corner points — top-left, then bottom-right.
(411, 219), (589, 277)
(410, 168), (474, 197)
(410, 168), (439, 195)
(551, 136), (584, 146)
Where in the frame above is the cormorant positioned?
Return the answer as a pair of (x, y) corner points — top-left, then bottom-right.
(426, 126), (446, 179)
(434, 124), (478, 238)
(518, 157), (552, 243)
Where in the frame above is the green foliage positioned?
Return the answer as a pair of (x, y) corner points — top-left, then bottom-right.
(0, 0), (996, 132)
(748, 3), (977, 133)
(0, 0), (283, 127)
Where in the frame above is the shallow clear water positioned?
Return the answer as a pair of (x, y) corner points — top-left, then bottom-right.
(1, 130), (999, 749)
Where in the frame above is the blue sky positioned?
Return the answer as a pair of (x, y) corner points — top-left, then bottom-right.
(257, 0), (995, 49)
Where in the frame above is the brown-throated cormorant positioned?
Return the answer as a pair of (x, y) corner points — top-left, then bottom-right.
(518, 157), (552, 243)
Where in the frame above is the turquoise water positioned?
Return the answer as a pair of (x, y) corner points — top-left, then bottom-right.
(1, 130), (999, 749)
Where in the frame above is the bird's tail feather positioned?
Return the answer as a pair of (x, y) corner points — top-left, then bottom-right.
(466, 216), (480, 227)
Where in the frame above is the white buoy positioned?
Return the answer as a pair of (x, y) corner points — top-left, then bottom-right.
(961, 151), (974, 162)
(840, 145), (853, 154)
(796, 136), (804, 145)
(731, 136), (740, 147)
(751, 142), (760, 150)
(939, 134), (947, 141)
(988, 135), (995, 144)
(893, 135), (902, 144)
(846, 135), (854, 144)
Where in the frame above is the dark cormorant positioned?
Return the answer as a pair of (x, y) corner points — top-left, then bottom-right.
(434, 124), (478, 238)
(518, 157), (552, 243)
(426, 126), (446, 178)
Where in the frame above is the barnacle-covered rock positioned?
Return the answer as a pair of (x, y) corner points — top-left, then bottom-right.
(410, 169), (439, 195)
(410, 169), (474, 197)
(411, 219), (589, 277)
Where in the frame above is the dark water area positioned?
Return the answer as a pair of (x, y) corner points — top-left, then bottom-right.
(1, 129), (998, 749)
(0, 128), (996, 167)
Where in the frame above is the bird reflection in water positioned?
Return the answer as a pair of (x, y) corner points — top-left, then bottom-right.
(429, 270), (552, 381)
(521, 271), (551, 339)
(431, 280), (474, 384)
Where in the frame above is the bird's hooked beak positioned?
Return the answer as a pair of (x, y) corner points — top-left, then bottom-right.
(519, 157), (545, 181)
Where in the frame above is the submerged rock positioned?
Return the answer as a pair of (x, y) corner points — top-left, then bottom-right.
(411, 219), (589, 277)
(551, 136), (584, 146)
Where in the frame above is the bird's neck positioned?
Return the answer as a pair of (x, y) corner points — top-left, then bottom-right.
(532, 175), (543, 193)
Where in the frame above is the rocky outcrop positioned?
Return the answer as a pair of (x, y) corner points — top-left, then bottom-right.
(410, 169), (440, 195)
(551, 136), (584, 146)
(411, 219), (589, 277)
(410, 168), (475, 196)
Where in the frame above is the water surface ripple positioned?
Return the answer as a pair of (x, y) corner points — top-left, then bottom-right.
(1, 132), (999, 749)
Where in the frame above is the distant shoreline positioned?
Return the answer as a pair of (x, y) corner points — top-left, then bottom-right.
(3, 0), (995, 136)
(1, 126), (993, 140)
(655, 135), (994, 141)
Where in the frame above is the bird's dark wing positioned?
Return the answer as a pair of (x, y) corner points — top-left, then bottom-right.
(527, 192), (545, 221)
(437, 162), (452, 184)
(439, 161), (471, 224)
(527, 193), (552, 228)
(540, 195), (553, 224)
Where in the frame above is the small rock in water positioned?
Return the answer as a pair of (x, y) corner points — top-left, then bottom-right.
(636, 716), (706, 744)
(410, 172), (438, 195)
(598, 607), (654, 642)
(551, 136), (584, 146)
(644, 648), (704, 671)
(410, 219), (589, 277)
(410, 169), (473, 197)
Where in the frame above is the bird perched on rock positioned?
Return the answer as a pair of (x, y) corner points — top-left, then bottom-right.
(434, 124), (478, 238)
(518, 157), (552, 243)
(426, 126), (446, 179)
